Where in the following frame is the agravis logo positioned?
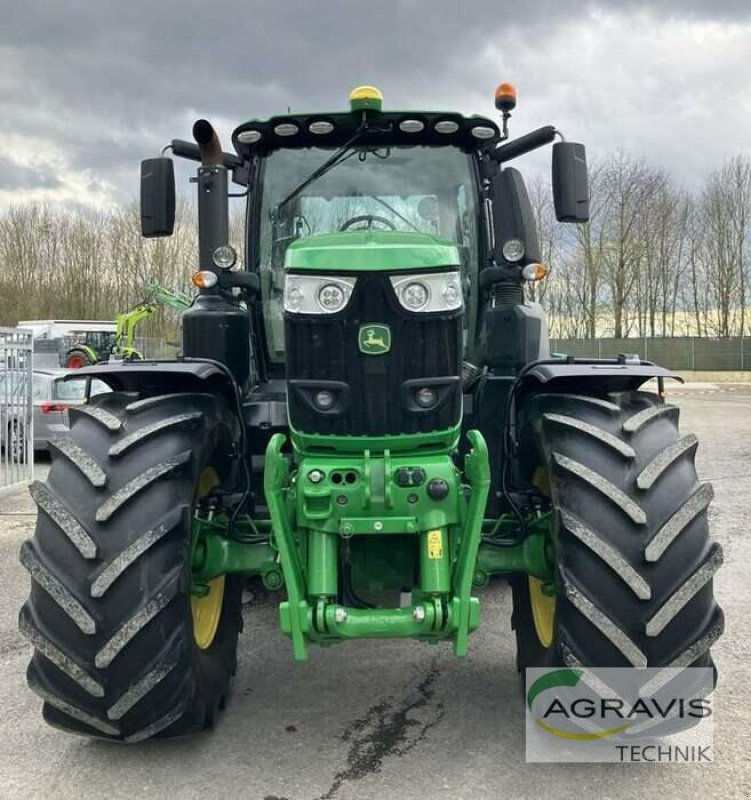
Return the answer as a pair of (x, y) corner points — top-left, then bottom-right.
(527, 668), (711, 740)
(525, 667), (715, 763)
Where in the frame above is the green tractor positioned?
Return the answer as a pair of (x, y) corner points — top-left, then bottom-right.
(20, 85), (723, 742)
(63, 283), (192, 368)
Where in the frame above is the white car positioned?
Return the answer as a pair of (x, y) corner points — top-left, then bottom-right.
(0, 368), (110, 457)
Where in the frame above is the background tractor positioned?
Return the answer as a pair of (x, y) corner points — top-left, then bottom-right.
(19, 85), (723, 743)
(63, 282), (192, 367)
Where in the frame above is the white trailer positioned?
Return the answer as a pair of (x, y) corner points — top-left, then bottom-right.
(18, 320), (116, 340)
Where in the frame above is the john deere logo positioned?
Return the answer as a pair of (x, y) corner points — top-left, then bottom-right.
(358, 324), (391, 355)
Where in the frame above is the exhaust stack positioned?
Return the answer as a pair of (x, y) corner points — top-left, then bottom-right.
(193, 119), (224, 167)
(190, 119), (229, 271)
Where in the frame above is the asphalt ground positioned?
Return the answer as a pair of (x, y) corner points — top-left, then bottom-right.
(0, 386), (749, 800)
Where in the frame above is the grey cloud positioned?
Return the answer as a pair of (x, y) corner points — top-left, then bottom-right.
(1, 1), (750, 206)
(6, 1), (749, 122)
(0, 158), (61, 191)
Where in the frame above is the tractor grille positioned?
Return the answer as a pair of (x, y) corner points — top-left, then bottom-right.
(285, 273), (462, 437)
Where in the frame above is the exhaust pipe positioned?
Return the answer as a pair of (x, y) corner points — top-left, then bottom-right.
(192, 119), (224, 167)
(191, 119), (229, 270)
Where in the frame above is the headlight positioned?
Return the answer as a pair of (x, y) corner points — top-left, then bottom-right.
(213, 245), (237, 270)
(401, 281), (430, 310)
(399, 119), (425, 133)
(435, 120), (460, 134)
(471, 125), (497, 140)
(390, 271), (463, 313)
(317, 283), (347, 312)
(309, 120), (334, 135)
(415, 387), (438, 408)
(237, 129), (262, 144)
(284, 275), (356, 314)
(313, 389), (336, 410)
(286, 285), (304, 312)
(274, 123), (299, 137)
(501, 238), (525, 263)
(442, 278), (461, 306)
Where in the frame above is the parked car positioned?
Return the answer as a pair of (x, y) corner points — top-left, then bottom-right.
(0, 369), (111, 457)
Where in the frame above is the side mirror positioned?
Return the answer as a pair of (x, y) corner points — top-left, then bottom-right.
(140, 157), (175, 237)
(552, 142), (589, 223)
(491, 167), (541, 265)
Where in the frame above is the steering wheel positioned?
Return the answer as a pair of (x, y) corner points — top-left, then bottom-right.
(339, 215), (396, 231)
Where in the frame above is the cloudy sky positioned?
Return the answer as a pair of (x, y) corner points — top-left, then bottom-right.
(2, 0), (750, 210)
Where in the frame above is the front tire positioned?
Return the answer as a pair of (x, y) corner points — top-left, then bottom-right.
(513, 389), (724, 686)
(65, 349), (93, 369)
(19, 391), (243, 741)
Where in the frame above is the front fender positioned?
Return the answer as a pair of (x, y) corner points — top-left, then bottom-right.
(521, 358), (681, 394)
(511, 357), (681, 489)
(67, 358), (240, 403)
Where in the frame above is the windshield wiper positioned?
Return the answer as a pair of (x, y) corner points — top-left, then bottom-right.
(272, 125), (367, 216)
(369, 195), (422, 233)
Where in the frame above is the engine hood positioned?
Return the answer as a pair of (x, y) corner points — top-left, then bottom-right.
(284, 230), (460, 273)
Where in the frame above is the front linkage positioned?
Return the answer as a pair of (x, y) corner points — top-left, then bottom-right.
(264, 429), (491, 661)
(190, 429), (557, 661)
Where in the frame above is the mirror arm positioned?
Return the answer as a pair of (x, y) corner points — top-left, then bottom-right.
(490, 125), (557, 164)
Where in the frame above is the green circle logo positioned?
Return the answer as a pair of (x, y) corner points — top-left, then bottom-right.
(527, 669), (632, 740)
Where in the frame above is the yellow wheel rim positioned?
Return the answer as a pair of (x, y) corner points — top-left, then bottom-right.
(191, 467), (225, 650)
(191, 575), (225, 650)
(528, 467), (556, 648)
(529, 576), (555, 648)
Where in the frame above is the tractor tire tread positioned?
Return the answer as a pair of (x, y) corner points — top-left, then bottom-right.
(20, 391), (242, 741)
(515, 389), (723, 681)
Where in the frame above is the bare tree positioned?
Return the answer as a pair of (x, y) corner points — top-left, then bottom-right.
(598, 153), (662, 337)
(694, 157), (751, 337)
(547, 160), (610, 338)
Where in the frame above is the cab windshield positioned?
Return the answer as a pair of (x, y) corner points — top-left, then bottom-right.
(256, 144), (479, 362)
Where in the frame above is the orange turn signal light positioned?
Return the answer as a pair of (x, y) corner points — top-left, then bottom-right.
(495, 82), (517, 112)
(192, 270), (218, 289)
(522, 263), (549, 281)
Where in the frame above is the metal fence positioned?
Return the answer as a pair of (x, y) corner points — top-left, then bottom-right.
(32, 338), (63, 369)
(550, 337), (751, 371)
(1, 328), (34, 492)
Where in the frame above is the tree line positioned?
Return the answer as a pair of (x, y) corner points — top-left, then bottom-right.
(0, 201), (246, 339)
(0, 151), (749, 339)
(0, 201), (197, 338)
(531, 152), (751, 339)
